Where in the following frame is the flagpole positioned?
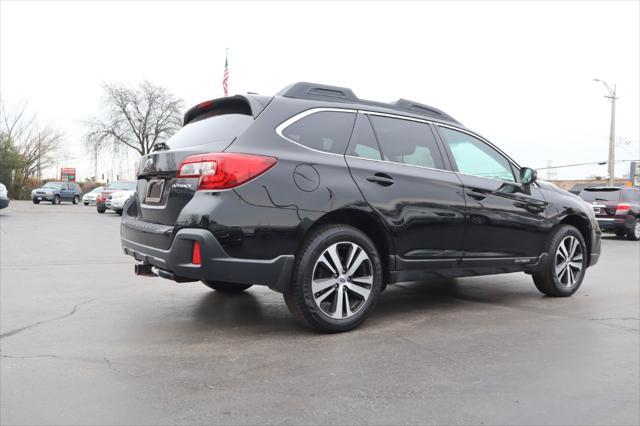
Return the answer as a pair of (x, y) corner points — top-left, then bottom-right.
(223, 48), (229, 97)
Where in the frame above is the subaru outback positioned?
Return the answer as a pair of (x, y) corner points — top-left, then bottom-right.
(121, 82), (601, 332)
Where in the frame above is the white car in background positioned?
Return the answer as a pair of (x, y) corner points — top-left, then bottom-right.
(105, 190), (135, 215)
(82, 186), (105, 206)
(0, 183), (9, 209)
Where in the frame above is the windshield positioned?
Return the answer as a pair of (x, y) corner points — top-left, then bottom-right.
(579, 188), (621, 202)
(166, 113), (253, 150)
(90, 186), (104, 193)
(107, 182), (135, 190)
(44, 182), (64, 189)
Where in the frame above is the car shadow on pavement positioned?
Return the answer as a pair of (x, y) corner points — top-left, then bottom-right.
(187, 277), (540, 334)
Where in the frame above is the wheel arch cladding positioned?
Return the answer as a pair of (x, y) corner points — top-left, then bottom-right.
(298, 208), (395, 282)
(559, 214), (591, 260)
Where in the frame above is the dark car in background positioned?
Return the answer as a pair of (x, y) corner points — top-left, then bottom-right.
(120, 82), (601, 332)
(579, 186), (640, 240)
(31, 182), (82, 205)
(0, 183), (9, 209)
(97, 181), (136, 213)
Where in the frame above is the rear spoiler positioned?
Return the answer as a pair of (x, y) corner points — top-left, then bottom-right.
(183, 95), (273, 126)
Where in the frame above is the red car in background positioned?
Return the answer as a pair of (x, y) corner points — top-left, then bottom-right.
(96, 181), (136, 213)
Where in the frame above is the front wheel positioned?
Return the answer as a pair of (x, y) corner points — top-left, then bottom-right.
(97, 206), (106, 213)
(284, 225), (383, 333)
(627, 219), (640, 241)
(83, 202), (89, 206)
(52, 195), (60, 205)
(32, 199), (40, 204)
(202, 281), (252, 293)
(532, 225), (587, 297)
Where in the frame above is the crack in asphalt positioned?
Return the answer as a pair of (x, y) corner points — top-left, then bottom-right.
(0, 299), (95, 340)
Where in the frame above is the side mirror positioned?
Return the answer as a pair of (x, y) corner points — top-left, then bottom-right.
(520, 167), (537, 185)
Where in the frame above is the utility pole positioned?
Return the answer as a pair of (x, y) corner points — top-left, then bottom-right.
(593, 78), (618, 186)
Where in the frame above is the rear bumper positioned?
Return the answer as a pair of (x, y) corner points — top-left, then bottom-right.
(597, 218), (632, 233)
(121, 227), (294, 293)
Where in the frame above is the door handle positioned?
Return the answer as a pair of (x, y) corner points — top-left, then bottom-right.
(366, 173), (394, 187)
(466, 190), (487, 201)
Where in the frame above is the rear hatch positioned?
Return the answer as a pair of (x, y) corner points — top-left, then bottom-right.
(579, 187), (621, 218)
(134, 95), (270, 226)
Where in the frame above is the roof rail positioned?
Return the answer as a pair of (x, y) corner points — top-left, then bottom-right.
(277, 82), (460, 124)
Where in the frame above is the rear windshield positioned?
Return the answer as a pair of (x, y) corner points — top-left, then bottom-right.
(165, 113), (253, 150)
(579, 188), (621, 202)
(44, 182), (64, 189)
(108, 182), (136, 190)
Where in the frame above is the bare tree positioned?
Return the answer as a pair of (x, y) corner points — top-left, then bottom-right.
(0, 100), (62, 179)
(85, 81), (183, 157)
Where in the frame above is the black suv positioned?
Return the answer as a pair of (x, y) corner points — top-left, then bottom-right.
(579, 186), (640, 240)
(121, 82), (601, 332)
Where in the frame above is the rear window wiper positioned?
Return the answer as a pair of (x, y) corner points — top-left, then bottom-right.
(152, 142), (169, 152)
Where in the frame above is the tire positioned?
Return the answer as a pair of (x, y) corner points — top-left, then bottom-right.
(284, 224), (383, 333)
(32, 198), (40, 204)
(116, 209), (123, 216)
(627, 219), (640, 241)
(97, 206), (106, 213)
(83, 202), (89, 206)
(202, 281), (252, 293)
(73, 195), (79, 204)
(615, 231), (626, 238)
(532, 224), (587, 297)
(52, 195), (60, 205)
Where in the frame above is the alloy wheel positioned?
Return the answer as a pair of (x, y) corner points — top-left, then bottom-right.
(555, 235), (583, 287)
(634, 221), (640, 239)
(311, 241), (373, 319)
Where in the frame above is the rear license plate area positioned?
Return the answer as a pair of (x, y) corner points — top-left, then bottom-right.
(144, 179), (165, 204)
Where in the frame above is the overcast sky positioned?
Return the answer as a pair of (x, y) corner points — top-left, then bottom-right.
(1, 0), (638, 181)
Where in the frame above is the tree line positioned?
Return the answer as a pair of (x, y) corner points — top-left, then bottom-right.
(1, 81), (183, 199)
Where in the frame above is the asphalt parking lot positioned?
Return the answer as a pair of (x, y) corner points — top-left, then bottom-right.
(1, 201), (638, 425)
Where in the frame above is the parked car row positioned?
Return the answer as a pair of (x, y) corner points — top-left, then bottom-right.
(22, 181), (136, 215)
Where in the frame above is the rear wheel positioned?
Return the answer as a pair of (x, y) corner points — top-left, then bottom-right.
(52, 195), (60, 205)
(284, 225), (382, 333)
(73, 195), (79, 204)
(532, 225), (587, 297)
(628, 219), (640, 241)
(116, 209), (123, 216)
(97, 206), (106, 213)
(202, 281), (252, 293)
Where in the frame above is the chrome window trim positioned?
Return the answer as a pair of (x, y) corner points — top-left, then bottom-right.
(275, 107), (525, 185)
(344, 154), (456, 174)
(275, 107), (357, 158)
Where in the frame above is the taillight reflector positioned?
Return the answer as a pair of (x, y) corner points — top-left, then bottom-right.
(192, 241), (201, 265)
(176, 153), (277, 190)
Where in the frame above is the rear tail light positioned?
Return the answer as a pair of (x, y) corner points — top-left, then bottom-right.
(192, 241), (201, 265)
(176, 153), (277, 190)
(615, 203), (631, 215)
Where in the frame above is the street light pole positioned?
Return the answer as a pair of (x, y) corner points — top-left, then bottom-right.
(594, 78), (618, 186)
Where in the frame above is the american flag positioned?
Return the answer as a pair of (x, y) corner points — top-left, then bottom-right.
(222, 49), (229, 96)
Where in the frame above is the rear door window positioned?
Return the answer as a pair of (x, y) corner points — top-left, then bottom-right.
(368, 115), (445, 169)
(282, 111), (356, 155)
